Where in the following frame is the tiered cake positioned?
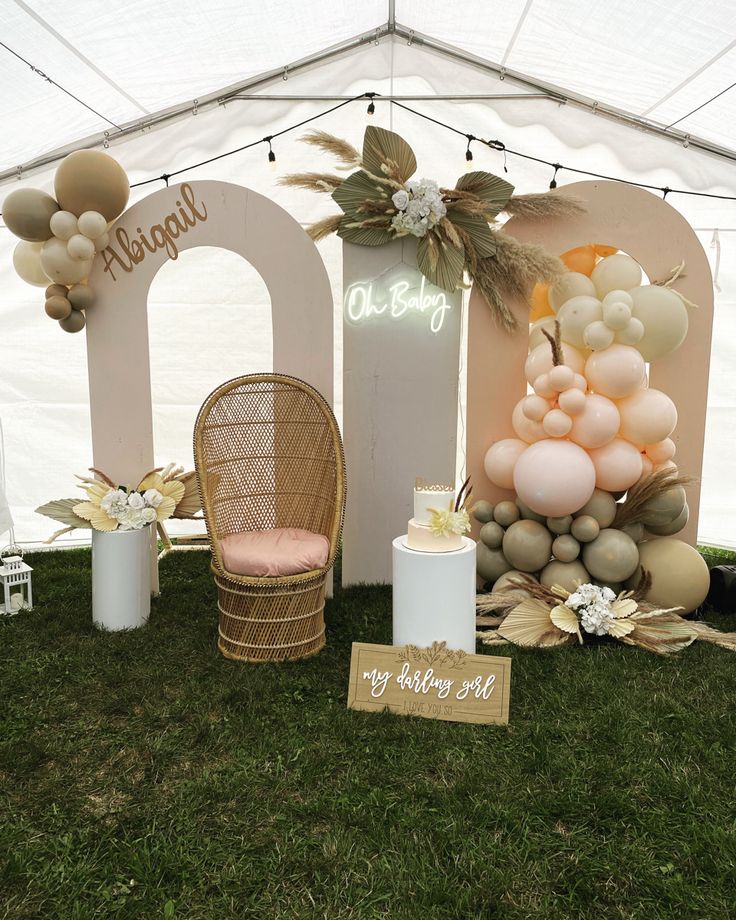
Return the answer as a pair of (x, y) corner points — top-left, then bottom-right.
(407, 478), (464, 553)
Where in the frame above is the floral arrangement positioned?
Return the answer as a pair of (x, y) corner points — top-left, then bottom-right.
(428, 477), (472, 538)
(36, 464), (200, 540)
(476, 574), (736, 655)
(281, 125), (584, 330)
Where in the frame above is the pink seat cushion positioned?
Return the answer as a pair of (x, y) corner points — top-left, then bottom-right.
(219, 527), (330, 577)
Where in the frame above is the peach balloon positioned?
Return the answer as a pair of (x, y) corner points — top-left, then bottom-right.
(568, 394), (620, 449)
(525, 341), (585, 385)
(639, 455), (654, 479)
(646, 438), (676, 464)
(484, 438), (528, 490)
(533, 373), (556, 399)
(584, 344), (646, 398)
(588, 438), (643, 492)
(548, 365), (575, 391)
(512, 399), (546, 443)
(617, 388), (677, 445)
(522, 395), (550, 421)
(513, 439), (596, 518)
(542, 409), (573, 438)
(558, 387), (586, 416)
(573, 373), (587, 392)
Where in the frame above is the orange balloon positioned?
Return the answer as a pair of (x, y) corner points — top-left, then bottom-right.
(530, 282), (554, 321)
(594, 244), (618, 258)
(561, 245), (596, 276)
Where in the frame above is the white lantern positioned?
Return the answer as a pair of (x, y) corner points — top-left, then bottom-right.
(0, 548), (33, 614)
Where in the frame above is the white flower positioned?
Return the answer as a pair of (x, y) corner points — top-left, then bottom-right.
(143, 488), (163, 508)
(580, 601), (615, 636)
(141, 507), (157, 524)
(128, 491), (145, 510)
(100, 489), (128, 516)
(601, 586), (616, 602)
(392, 189), (409, 211)
(118, 506), (145, 530)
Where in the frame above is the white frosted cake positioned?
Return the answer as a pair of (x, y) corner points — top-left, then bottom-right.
(407, 477), (465, 553)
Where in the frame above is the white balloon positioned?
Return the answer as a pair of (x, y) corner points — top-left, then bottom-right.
(548, 272), (596, 313)
(67, 233), (95, 261)
(557, 295), (603, 348)
(584, 320), (615, 351)
(93, 230), (110, 252)
(13, 240), (50, 286)
(602, 301), (632, 331)
(49, 210), (79, 241)
(77, 210), (108, 240)
(40, 237), (93, 285)
(616, 317), (645, 345)
(602, 289), (634, 309)
(591, 254), (643, 297)
(629, 285), (689, 360)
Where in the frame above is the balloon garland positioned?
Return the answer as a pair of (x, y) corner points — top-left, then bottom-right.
(3, 150), (130, 334)
(476, 246), (713, 623)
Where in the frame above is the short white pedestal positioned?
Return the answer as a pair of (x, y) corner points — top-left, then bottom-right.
(392, 536), (477, 653)
(92, 526), (152, 630)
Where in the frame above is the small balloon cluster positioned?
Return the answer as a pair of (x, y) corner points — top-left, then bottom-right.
(4, 150), (130, 333)
(479, 248), (710, 614)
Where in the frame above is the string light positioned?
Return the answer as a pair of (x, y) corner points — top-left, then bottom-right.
(549, 163), (561, 189)
(465, 134), (474, 163)
(366, 93), (376, 117)
(265, 137), (276, 168)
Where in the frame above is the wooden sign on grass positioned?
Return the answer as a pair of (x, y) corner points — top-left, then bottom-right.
(347, 641), (511, 725)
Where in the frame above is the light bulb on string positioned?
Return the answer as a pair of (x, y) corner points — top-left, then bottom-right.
(366, 93), (376, 117)
(465, 135), (474, 171)
(265, 137), (276, 170)
(549, 163), (561, 189)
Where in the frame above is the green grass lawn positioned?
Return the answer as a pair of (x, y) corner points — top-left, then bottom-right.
(1, 548), (735, 919)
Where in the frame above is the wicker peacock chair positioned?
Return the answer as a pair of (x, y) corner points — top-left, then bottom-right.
(194, 374), (345, 662)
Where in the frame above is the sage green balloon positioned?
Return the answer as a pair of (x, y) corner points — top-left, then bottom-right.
(472, 500), (494, 523)
(476, 544), (512, 583)
(574, 488), (617, 528)
(552, 534), (580, 562)
(3, 187), (59, 241)
(59, 309), (86, 333)
(540, 560), (589, 593)
(621, 522), (645, 543)
(582, 528), (639, 582)
(494, 500), (520, 527)
(639, 486), (687, 529)
(479, 521), (504, 549)
(593, 579), (623, 594)
(547, 515), (573, 535)
(516, 498), (547, 523)
(570, 515), (600, 543)
(502, 520), (553, 573)
(646, 502), (689, 536)
(493, 570), (536, 603)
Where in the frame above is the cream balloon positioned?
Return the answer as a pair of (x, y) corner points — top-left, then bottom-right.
(529, 316), (557, 350)
(12, 240), (49, 286)
(476, 544), (512, 583)
(512, 399), (546, 444)
(40, 237), (93, 285)
(629, 285), (688, 361)
(582, 528), (640, 582)
(602, 289), (633, 309)
(616, 317), (644, 345)
(584, 344), (646, 399)
(568, 394), (620, 449)
(93, 231), (110, 252)
(2, 188), (59, 241)
(617, 389), (677, 445)
(549, 272), (596, 312)
(513, 439), (596, 518)
(583, 320), (615, 351)
(525, 341), (585, 385)
(59, 310), (86, 333)
(502, 520), (553, 573)
(54, 150), (130, 221)
(540, 560), (589, 593)
(626, 538), (709, 613)
(588, 439), (643, 492)
(49, 210), (79, 241)
(484, 438), (528, 490)
(542, 409), (573, 438)
(591, 253), (642, 297)
(558, 387), (586, 416)
(574, 489), (617, 528)
(77, 210), (108, 239)
(557, 296), (603, 348)
(602, 300), (632, 331)
(67, 234), (95, 261)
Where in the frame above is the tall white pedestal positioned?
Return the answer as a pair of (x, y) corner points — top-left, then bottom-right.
(92, 526), (152, 630)
(392, 536), (477, 653)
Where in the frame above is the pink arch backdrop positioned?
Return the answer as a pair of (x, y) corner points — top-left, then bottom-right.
(466, 180), (714, 548)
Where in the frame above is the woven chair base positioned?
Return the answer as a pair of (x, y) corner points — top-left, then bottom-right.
(215, 570), (327, 663)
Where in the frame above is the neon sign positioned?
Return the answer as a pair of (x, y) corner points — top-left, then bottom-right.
(344, 269), (453, 334)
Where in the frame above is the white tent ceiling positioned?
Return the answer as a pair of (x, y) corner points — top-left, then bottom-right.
(1, 2), (735, 548)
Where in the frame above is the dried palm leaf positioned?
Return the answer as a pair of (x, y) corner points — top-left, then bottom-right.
(337, 219), (393, 247)
(550, 604), (582, 642)
(301, 130), (361, 168)
(332, 170), (390, 214)
(417, 232), (465, 292)
(447, 210), (496, 258)
(622, 616), (697, 655)
(498, 597), (573, 647)
(278, 172), (345, 193)
(455, 170), (514, 213)
(613, 469), (693, 529)
(688, 622), (736, 651)
(362, 125), (417, 183)
(35, 498), (91, 531)
(504, 192), (585, 220)
(306, 214), (344, 242)
(171, 471), (201, 519)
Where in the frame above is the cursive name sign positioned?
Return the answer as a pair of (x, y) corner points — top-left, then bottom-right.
(347, 641), (511, 724)
(100, 183), (208, 282)
(344, 270), (453, 334)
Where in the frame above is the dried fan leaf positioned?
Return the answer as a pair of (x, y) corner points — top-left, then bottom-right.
(607, 618), (636, 638)
(35, 498), (91, 530)
(550, 604), (582, 641)
(338, 218), (394, 247)
(332, 169), (390, 215)
(362, 125), (417, 183)
(416, 233), (465, 293)
(622, 617), (697, 655)
(445, 211), (497, 258)
(455, 171), (514, 212)
(171, 472), (202, 519)
(498, 597), (571, 647)
(611, 598), (638, 618)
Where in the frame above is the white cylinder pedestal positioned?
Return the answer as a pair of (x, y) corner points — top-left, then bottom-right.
(392, 536), (477, 653)
(92, 526), (152, 630)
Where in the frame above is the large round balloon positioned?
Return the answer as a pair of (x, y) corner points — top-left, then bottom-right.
(484, 438), (527, 490)
(540, 559), (589, 593)
(582, 528), (640, 582)
(12, 240), (49, 286)
(587, 438), (643, 492)
(54, 150), (130, 221)
(639, 486), (687, 529)
(584, 344), (646, 398)
(556, 295), (602, 348)
(525, 341), (585, 385)
(502, 520), (553, 573)
(629, 285), (688, 361)
(591, 253), (642, 298)
(476, 544), (513, 583)
(626, 538), (709, 613)
(513, 439), (596, 518)
(617, 388), (677, 445)
(548, 272), (596, 312)
(40, 237), (93, 285)
(568, 394), (620, 449)
(3, 188), (59, 241)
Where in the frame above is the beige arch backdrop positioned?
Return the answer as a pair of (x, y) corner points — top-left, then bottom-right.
(466, 180), (714, 548)
(86, 180), (334, 589)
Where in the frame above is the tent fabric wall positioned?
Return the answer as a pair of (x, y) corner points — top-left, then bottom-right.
(1, 36), (734, 547)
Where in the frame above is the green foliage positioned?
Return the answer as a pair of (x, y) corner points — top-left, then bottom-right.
(0, 547), (735, 918)
(362, 125), (417, 184)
